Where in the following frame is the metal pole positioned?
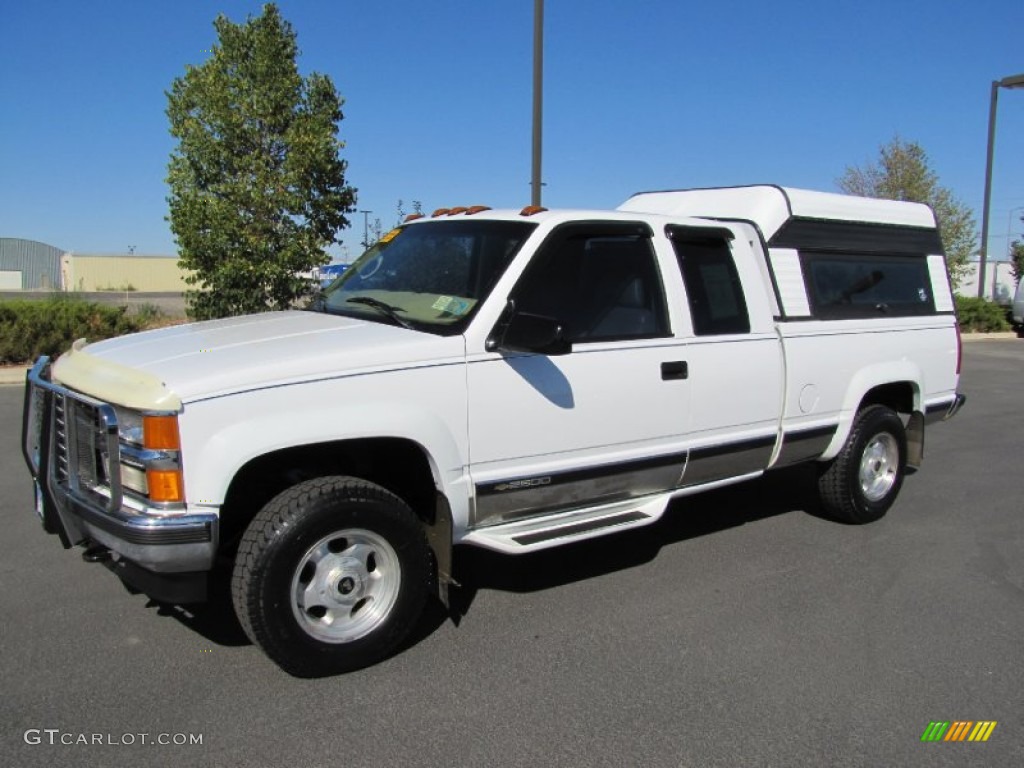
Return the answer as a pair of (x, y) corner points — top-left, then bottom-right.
(531, 0), (544, 207)
(978, 82), (999, 298)
(360, 210), (372, 250)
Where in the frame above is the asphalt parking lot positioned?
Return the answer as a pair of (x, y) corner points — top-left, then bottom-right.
(1, 341), (1021, 768)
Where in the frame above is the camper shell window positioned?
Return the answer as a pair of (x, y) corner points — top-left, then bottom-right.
(801, 252), (936, 319)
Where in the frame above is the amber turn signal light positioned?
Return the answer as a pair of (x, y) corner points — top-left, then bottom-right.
(147, 469), (184, 503)
(143, 415), (180, 450)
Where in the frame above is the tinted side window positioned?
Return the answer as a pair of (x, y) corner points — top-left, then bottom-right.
(511, 230), (668, 343)
(802, 252), (935, 318)
(671, 234), (750, 335)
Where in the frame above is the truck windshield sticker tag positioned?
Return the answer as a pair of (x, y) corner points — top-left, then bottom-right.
(379, 228), (401, 244)
(431, 296), (471, 315)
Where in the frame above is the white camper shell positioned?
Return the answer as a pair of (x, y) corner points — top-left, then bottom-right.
(619, 185), (956, 319)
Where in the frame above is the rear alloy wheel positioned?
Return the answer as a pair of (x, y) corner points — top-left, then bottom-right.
(232, 476), (431, 676)
(818, 405), (907, 524)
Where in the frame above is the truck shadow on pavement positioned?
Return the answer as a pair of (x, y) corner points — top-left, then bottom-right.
(144, 464), (828, 654)
(144, 568), (251, 647)
(445, 464), (825, 622)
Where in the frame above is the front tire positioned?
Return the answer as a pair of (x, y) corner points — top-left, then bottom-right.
(818, 405), (907, 524)
(232, 476), (431, 676)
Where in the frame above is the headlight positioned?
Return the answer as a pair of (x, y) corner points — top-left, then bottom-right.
(115, 407), (144, 446)
(120, 463), (149, 495)
(113, 407), (185, 504)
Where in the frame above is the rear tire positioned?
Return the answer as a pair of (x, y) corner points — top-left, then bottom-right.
(232, 476), (431, 677)
(818, 405), (906, 524)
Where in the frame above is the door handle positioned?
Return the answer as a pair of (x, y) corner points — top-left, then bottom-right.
(661, 361), (688, 380)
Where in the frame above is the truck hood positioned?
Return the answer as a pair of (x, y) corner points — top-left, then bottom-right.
(52, 310), (466, 409)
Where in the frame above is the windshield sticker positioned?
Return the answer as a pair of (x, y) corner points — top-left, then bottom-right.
(431, 296), (471, 315)
(379, 228), (401, 244)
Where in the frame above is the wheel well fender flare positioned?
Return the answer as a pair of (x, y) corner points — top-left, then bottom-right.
(183, 401), (467, 515)
(820, 363), (922, 460)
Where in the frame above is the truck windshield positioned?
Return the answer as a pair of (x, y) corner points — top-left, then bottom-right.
(317, 219), (537, 334)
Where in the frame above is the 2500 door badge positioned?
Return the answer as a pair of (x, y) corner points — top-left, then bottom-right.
(493, 477), (552, 492)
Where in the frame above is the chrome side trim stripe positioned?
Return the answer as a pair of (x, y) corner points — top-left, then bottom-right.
(474, 433), (782, 527)
(474, 451), (688, 526)
(681, 435), (777, 486)
(773, 425), (838, 468)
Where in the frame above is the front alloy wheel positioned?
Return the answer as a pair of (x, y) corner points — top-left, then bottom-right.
(290, 528), (402, 644)
(232, 476), (432, 677)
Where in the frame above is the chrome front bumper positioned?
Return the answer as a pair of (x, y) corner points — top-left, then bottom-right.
(22, 357), (217, 574)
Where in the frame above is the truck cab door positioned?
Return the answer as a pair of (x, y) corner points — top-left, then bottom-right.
(466, 222), (692, 527)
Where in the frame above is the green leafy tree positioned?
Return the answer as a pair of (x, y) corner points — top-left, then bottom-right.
(1010, 239), (1024, 286)
(166, 3), (356, 319)
(838, 137), (976, 288)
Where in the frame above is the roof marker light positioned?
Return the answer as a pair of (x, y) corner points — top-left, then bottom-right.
(404, 213), (425, 222)
(432, 208), (451, 217)
(520, 205), (548, 216)
(447, 207), (469, 216)
(466, 206), (492, 215)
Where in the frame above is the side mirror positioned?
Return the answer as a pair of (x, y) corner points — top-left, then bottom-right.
(495, 312), (572, 356)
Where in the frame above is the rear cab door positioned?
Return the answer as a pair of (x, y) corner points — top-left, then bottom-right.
(664, 225), (785, 485)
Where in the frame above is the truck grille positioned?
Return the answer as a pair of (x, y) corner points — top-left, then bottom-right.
(53, 394), (70, 484)
(68, 397), (105, 490)
(24, 358), (125, 515)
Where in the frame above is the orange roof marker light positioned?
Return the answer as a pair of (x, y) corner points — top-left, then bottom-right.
(447, 207), (469, 216)
(466, 206), (492, 215)
(520, 205), (548, 216)
(404, 213), (425, 222)
(432, 208), (451, 217)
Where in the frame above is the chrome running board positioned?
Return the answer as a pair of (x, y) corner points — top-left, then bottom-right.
(461, 493), (670, 554)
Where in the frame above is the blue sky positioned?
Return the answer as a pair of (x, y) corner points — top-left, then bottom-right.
(2, 0), (1022, 262)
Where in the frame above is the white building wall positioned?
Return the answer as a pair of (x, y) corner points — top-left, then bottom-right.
(956, 262), (1018, 304)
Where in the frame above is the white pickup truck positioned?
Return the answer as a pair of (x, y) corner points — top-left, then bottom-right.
(23, 185), (965, 676)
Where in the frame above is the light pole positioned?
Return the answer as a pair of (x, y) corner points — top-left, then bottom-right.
(359, 210), (373, 250)
(977, 73), (1024, 298)
(531, 0), (544, 207)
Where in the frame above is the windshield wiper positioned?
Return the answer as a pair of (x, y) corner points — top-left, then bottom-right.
(346, 297), (415, 330)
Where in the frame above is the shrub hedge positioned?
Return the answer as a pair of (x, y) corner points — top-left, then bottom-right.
(0, 294), (1012, 365)
(0, 297), (156, 364)
(954, 295), (1011, 333)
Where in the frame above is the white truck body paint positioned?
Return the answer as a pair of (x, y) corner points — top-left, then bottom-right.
(25, 185), (964, 589)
